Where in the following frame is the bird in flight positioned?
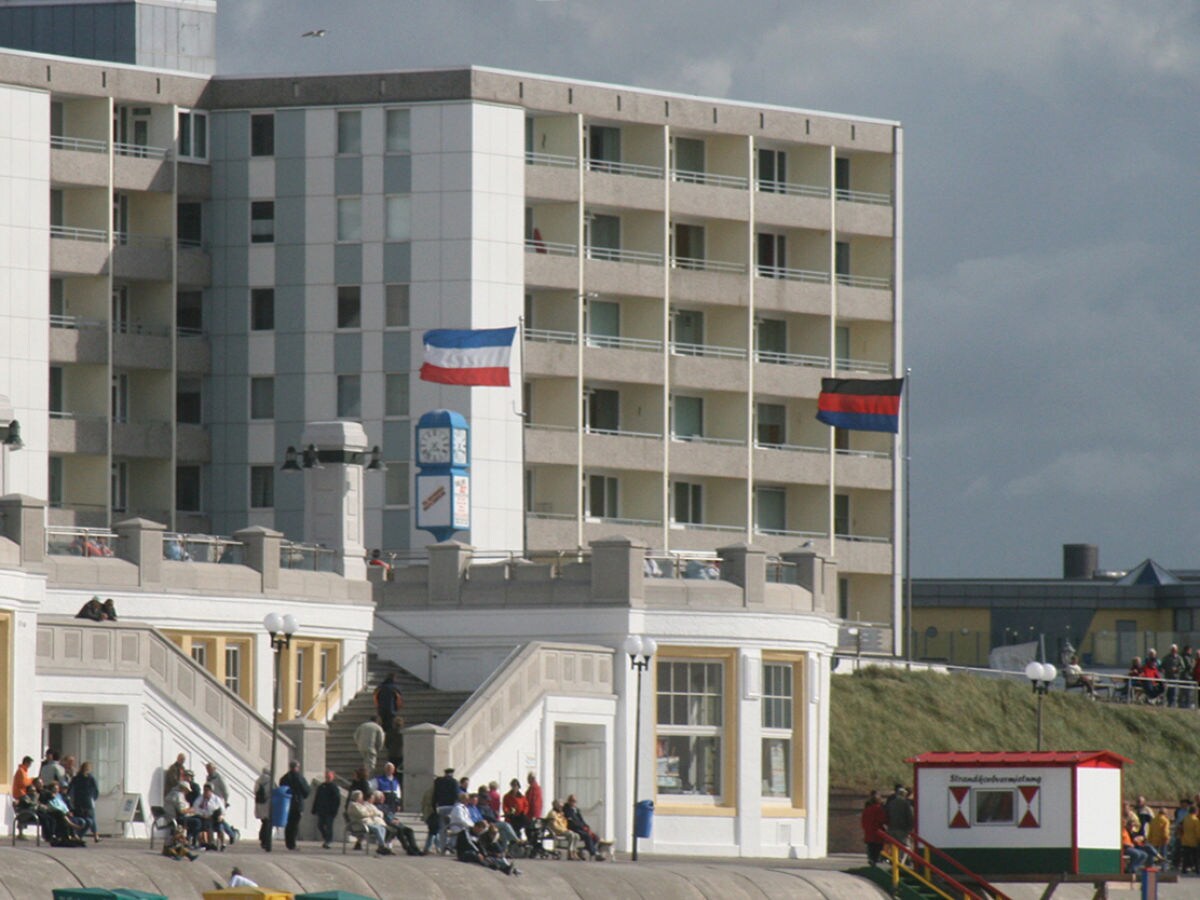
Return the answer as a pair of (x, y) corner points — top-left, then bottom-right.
(301, 28), (327, 38)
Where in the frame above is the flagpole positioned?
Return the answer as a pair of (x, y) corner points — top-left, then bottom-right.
(903, 366), (912, 661)
(519, 315), (528, 558)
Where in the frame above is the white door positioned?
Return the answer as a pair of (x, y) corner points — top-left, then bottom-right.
(82, 722), (124, 793)
(556, 741), (605, 836)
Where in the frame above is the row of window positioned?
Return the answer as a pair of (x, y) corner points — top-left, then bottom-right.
(250, 109), (411, 158)
(246, 372), (408, 421)
(247, 283), (409, 332)
(248, 462), (408, 510)
(249, 195), (410, 244)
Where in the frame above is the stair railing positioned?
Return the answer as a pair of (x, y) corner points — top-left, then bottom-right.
(302, 649), (369, 722)
(372, 613), (445, 684)
(880, 831), (1013, 900)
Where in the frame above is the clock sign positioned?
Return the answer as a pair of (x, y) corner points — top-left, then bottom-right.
(414, 409), (469, 542)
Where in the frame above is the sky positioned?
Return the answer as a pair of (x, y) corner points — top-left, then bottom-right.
(216, 1), (1200, 578)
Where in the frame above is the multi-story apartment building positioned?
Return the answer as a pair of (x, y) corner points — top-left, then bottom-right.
(0, 0), (902, 632)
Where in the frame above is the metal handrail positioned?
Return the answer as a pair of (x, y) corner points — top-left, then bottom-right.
(524, 238), (578, 257)
(112, 319), (171, 337)
(113, 141), (169, 160)
(50, 134), (108, 153)
(586, 514), (660, 526)
(671, 256), (746, 274)
(835, 357), (892, 374)
(756, 264), (831, 284)
(671, 168), (748, 190)
(372, 615), (444, 684)
(114, 231), (171, 249)
(836, 532), (890, 544)
(669, 340), (747, 360)
(835, 187), (892, 206)
(756, 179), (829, 199)
(836, 272), (892, 290)
(670, 433), (744, 446)
(302, 649), (368, 722)
(525, 327), (577, 344)
(524, 421), (575, 432)
(587, 158), (663, 179)
(584, 426), (662, 439)
(754, 526), (825, 539)
(755, 440), (827, 454)
(835, 446), (891, 459)
(683, 521), (745, 533)
(586, 245), (664, 265)
(49, 314), (105, 330)
(50, 225), (107, 242)
(585, 334), (663, 352)
(525, 151), (577, 168)
(755, 349), (828, 368)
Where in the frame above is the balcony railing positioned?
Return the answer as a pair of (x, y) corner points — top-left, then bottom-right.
(586, 158), (663, 179)
(162, 532), (246, 564)
(50, 134), (108, 153)
(585, 333), (663, 352)
(671, 169), (749, 190)
(835, 187), (892, 206)
(524, 422), (575, 433)
(755, 440), (827, 454)
(525, 151), (577, 168)
(754, 526), (826, 539)
(836, 532), (890, 544)
(114, 231), (172, 250)
(584, 426), (662, 439)
(113, 319), (171, 337)
(177, 326), (206, 338)
(756, 179), (829, 199)
(835, 272), (892, 290)
(46, 526), (118, 557)
(586, 245), (664, 265)
(280, 541), (339, 573)
(671, 256), (746, 274)
(526, 508), (575, 521)
(525, 328), (577, 345)
(524, 238), (578, 257)
(50, 225), (107, 242)
(50, 314), (105, 330)
(835, 356), (892, 375)
(756, 264), (831, 284)
(669, 341), (747, 360)
(679, 521), (744, 533)
(113, 141), (169, 160)
(671, 433), (744, 447)
(835, 446), (891, 460)
(49, 410), (106, 422)
(585, 514), (660, 527)
(754, 349), (828, 369)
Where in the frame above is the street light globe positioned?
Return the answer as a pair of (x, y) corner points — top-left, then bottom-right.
(282, 614), (299, 635)
(641, 637), (658, 657)
(263, 612), (283, 634)
(1024, 661), (1045, 683)
(624, 635), (644, 657)
(1042, 663), (1057, 683)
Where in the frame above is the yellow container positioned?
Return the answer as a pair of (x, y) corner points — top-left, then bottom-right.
(202, 890), (293, 900)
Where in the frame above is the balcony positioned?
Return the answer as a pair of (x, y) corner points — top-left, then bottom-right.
(670, 349), (748, 393)
(50, 226), (109, 275)
(177, 244), (212, 287)
(755, 264), (830, 285)
(755, 180), (832, 231)
(525, 152), (578, 203)
(754, 442), (830, 485)
(112, 323), (171, 370)
(582, 427), (663, 471)
(669, 265), (747, 306)
(834, 448), (893, 490)
(524, 423), (576, 465)
(670, 170), (751, 220)
(176, 423), (211, 463)
(177, 332), (211, 375)
(582, 343), (661, 385)
(525, 240), (578, 290)
(586, 245), (663, 266)
(668, 437), (748, 478)
(586, 158), (663, 179)
(48, 414), (108, 456)
(50, 136), (108, 187)
(111, 420), (173, 458)
(112, 232), (172, 281)
(49, 315), (107, 364)
(671, 256), (745, 275)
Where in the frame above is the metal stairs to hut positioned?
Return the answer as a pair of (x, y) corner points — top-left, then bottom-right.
(324, 653), (472, 781)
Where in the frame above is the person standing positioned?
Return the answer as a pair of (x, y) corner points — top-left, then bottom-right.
(312, 771), (342, 849)
(68, 762), (101, 843)
(353, 715), (386, 775)
(884, 786), (915, 853)
(861, 790), (887, 865)
(253, 768), (272, 851)
(525, 772), (544, 821)
(373, 674), (404, 733)
(12, 755), (35, 801)
(280, 761), (311, 851)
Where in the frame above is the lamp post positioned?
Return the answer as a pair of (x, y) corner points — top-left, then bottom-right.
(263, 611), (298, 852)
(624, 634), (657, 862)
(1024, 660), (1057, 751)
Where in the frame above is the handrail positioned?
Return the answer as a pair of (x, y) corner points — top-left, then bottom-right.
(585, 334), (662, 352)
(50, 134), (108, 153)
(880, 831), (1014, 900)
(836, 357), (892, 374)
(756, 179), (829, 199)
(910, 832), (1014, 900)
(50, 225), (107, 242)
(756, 264), (831, 284)
(49, 314), (106, 330)
(113, 141), (169, 160)
(525, 150), (577, 168)
(836, 186), (892, 206)
(836, 272), (892, 290)
(669, 340), (747, 360)
(587, 158), (663, 179)
(586, 245), (664, 265)
(302, 649), (368, 722)
(525, 327), (577, 345)
(524, 238), (578, 257)
(671, 255), (746, 274)
(373, 614), (444, 683)
(755, 348), (828, 368)
(671, 168), (749, 190)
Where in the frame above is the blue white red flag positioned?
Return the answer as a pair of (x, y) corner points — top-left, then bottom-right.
(419, 327), (517, 386)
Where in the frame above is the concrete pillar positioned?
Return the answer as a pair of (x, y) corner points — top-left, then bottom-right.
(278, 717), (328, 841)
(0, 493), (45, 564)
(590, 536), (645, 605)
(301, 420), (370, 580)
(717, 542), (766, 607)
(114, 516), (166, 587)
(403, 723), (450, 814)
(235, 526), (283, 592)
(784, 549), (838, 615)
(428, 541), (472, 604)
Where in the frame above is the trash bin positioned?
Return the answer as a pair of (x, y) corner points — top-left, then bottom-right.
(634, 799), (654, 839)
(1141, 866), (1158, 900)
(270, 785), (291, 828)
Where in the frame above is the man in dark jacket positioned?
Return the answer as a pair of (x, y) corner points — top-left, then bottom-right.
(311, 770), (342, 849)
(432, 767), (459, 852)
(373, 674), (404, 733)
(279, 761), (311, 851)
(884, 786), (914, 851)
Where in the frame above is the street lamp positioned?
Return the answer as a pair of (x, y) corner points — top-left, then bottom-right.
(263, 611), (298, 852)
(1024, 660), (1057, 751)
(624, 634), (657, 862)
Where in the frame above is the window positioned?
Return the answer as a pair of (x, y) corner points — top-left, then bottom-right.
(111, 461), (128, 513)
(385, 195), (411, 241)
(756, 318), (787, 359)
(586, 299), (619, 343)
(250, 466), (274, 508)
(177, 202), (202, 247)
(757, 147), (786, 191)
(250, 377), (274, 419)
(835, 156), (851, 197)
(656, 659), (723, 796)
(835, 493), (850, 536)
(673, 481), (703, 525)
(586, 474), (618, 519)
(835, 241), (851, 278)
(672, 309), (704, 352)
(49, 367), (63, 414)
(177, 378), (202, 424)
(755, 487), (786, 533)
(974, 790), (1015, 825)
(584, 388), (619, 432)
(586, 213), (620, 258)
(336, 285), (361, 328)
(177, 291), (202, 333)
(673, 223), (705, 268)
(587, 124), (620, 169)
(756, 403), (786, 446)
(50, 279), (65, 316)
(385, 284), (410, 327)
(176, 465), (201, 512)
(385, 109), (411, 153)
(49, 456), (64, 507)
(756, 232), (786, 277)
(251, 288), (274, 330)
(672, 395), (703, 439)
(385, 373), (409, 417)
(191, 643), (208, 667)
(337, 375), (361, 418)
(224, 644), (242, 695)
(251, 201), (274, 243)
(761, 662), (794, 799)
(294, 647), (306, 712)
(337, 110), (362, 154)
(838, 577), (850, 620)
(251, 113), (275, 157)
(835, 326), (850, 369)
(385, 462), (409, 506)
(111, 373), (129, 424)
(673, 137), (705, 180)
(337, 197), (361, 242)
(178, 110), (208, 160)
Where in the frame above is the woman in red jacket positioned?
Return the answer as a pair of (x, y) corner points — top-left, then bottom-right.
(503, 779), (533, 841)
(861, 790), (888, 865)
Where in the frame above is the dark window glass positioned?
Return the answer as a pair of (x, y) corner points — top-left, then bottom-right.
(251, 114), (275, 157)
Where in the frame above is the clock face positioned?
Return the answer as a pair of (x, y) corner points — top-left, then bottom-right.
(452, 429), (468, 465)
(418, 427), (451, 464)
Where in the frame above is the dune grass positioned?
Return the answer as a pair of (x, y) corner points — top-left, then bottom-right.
(830, 666), (1200, 801)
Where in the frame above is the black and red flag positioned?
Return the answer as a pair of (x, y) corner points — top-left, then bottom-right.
(815, 377), (904, 433)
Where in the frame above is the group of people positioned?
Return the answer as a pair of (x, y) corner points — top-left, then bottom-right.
(860, 785), (915, 865)
(10, 750), (101, 847)
(1122, 795), (1200, 874)
(160, 754), (239, 860)
(1121, 645), (1200, 706)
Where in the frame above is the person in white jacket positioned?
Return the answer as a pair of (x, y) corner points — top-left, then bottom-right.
(354, 716), (386, 774)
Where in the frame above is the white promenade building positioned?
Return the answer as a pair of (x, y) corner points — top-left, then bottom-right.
(0, 0), (900, 857)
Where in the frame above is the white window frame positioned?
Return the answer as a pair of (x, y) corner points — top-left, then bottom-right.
(761, 661), (794, 802)
(656, 658), (725, 802)
(385, 109), (411, 154)
(178, 109), (208, 162)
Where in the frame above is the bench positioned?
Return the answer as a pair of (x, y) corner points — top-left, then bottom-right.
(10, 800), (41, 847)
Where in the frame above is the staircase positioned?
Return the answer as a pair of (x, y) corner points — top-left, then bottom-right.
(325, 653), (473, 780)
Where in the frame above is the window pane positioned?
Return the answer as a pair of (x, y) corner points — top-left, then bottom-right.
(385, 462), (409, 506)
(177, 291), (202, 332)
(251, 113), (275, 156)
(673, 396), (702, 438)
(835, 493), (850, 535)
(657, 660), (722, 726)
(386, 195), (411, 241)
(756, 403), (786, 445)
(250, 466), (274, 508)
(176, 465), (201, 511)
(251, 288), (275, 330)
(386, 109), (410, 153)
(336, 285), (361, 328)
(177, 202), (202, 246)
(193, 114), (207, 159)
(337, 110), (362, 154)
(250, 377), (274, 419)
(756, 318), (787, 355)
(385, 373), (409, 417)
(177, 379), (202, 424)
(385, 284), (410, 327)
(762, 663), (793, 728)
(588, 214), (620, 251)
(251, 201), (274, 243)
(656, 735), (720, 796)
(178, 111), (190, 157)
(674, 137), (704, 175)
(224, 645), (241, 694)
(761, 737), (791, 798)
(587, 300), (619, 339)
(337, 197), (361, 242)
(755, 487), (786, 533)
(337, 375), (361, 418)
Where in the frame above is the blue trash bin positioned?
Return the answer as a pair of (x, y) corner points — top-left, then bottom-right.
(635, 799), (654, 839)
(270, 786), (291, 828)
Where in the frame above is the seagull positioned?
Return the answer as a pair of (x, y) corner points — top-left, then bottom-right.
(301, 28), (327, 38)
